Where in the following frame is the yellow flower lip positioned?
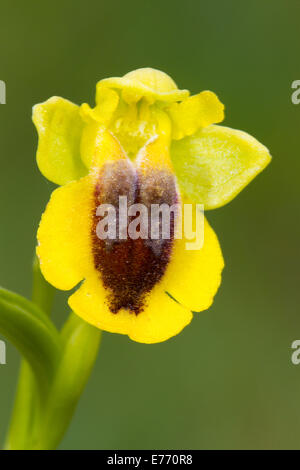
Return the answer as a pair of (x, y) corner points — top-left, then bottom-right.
(97, 67), (190, 104)
(36, 130), (224, 343)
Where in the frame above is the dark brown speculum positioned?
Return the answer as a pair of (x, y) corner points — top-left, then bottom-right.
(91, 158), (178, 314)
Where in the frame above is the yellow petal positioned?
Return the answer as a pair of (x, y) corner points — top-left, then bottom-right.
(168, 91), (225, 140)
(79, 88), (119, 169)
(98, 67), (189, 104)
(37, 175), (94, 290)
(80, 119), (102, 169)
(171, 124), (272, 209)
(136, 133), (173, 173)
(92, 128), (128, 167)
(94, 87), (119, 123)
(32, 97), (87, 185)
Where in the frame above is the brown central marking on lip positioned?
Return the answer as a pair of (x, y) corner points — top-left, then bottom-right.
(91, 159), (178, 314)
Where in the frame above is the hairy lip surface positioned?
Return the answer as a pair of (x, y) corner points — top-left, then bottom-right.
(91, 159), (178, 314)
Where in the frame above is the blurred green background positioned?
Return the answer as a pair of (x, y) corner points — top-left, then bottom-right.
(0, 0), (299, 450)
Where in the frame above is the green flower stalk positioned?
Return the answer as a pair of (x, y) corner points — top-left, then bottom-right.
(3, 259), (101, 450)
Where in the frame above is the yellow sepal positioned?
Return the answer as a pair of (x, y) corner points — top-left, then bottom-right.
(32, 97), (87, 185)
(171, 124), (272, 209)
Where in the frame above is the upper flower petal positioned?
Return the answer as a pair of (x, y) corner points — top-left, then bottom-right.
(171, 124), (272, 209)
(167, 91), (225, 140)
(97, 67), (189, 104)
(32, 97), (87, 185)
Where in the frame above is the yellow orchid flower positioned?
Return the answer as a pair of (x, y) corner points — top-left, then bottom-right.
(33, 68), (271, 344)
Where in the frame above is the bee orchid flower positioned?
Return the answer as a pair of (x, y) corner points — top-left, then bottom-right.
(33, 68), (271, 344)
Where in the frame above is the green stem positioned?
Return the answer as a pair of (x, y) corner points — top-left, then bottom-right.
(0, 289), (60, 392)
(32, 256), (55, 315)
(4, 362), (38, 450)
(5, 256), (101, 450)
(36, 314), (101, 449)
(5, 256), (56, 450)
